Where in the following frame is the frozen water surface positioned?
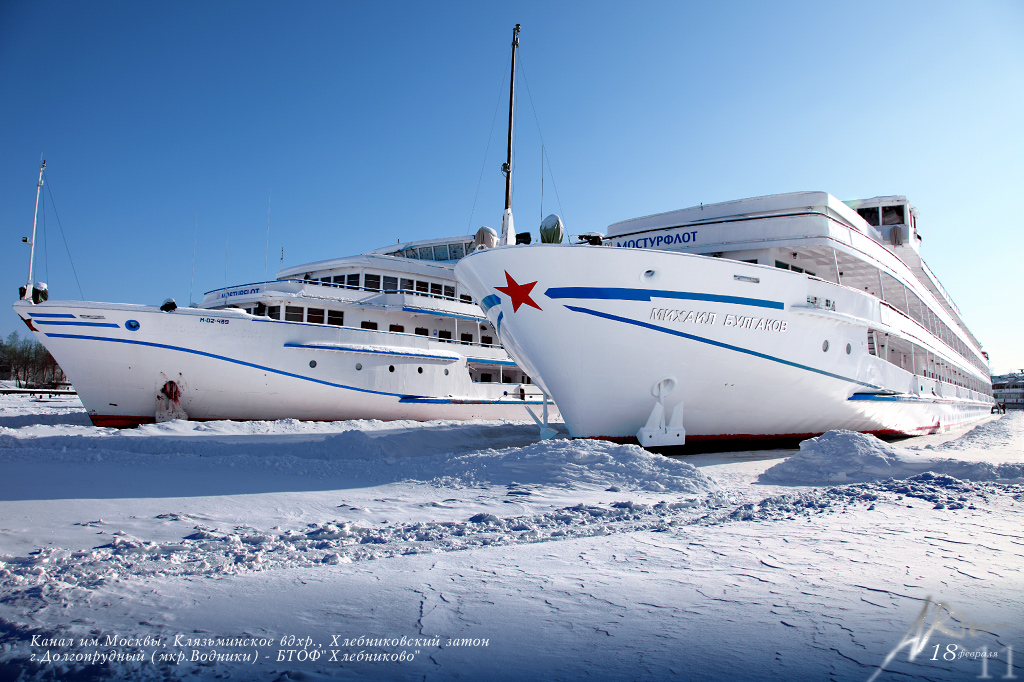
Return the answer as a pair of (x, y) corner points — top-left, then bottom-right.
(0, 392), (1021, 681)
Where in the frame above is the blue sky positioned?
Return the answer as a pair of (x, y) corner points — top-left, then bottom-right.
(2, 1), (1022, 373)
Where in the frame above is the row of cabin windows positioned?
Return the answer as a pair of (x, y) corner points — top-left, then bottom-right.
(770, 253), (982, 376)
(866, 329), (992, 397)
(774, 260), (816, 277)
(390, 242), (474, 262)
(881, 275), (987, 375)
(474, 373), (531, 384)
(356, 323), (493, 345)
(257, 306), (346, 326)
(253, 305), (495, 344)
(765, 250), (984, 376)
(306, 273), (469, 303)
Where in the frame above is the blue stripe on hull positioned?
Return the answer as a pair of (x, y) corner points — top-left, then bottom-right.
(546, 287), (784, 310)
(34, 320), (121, 328)
(480, 294), (501, 312)
(562, 305), (882, 390)
(399, 397), (546, 405)
(848, 392), (983, 405)
(44, 332), (421, 398)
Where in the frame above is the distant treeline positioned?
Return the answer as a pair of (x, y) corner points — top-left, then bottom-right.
(0, 331), (67, 387)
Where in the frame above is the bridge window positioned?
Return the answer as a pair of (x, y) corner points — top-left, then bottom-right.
(857, 207), (881, 226)
(364, 274), (381, 291)
(383, 276), (398, 292)
(882, 205), (905, 225)
(268, 306), (280, 320)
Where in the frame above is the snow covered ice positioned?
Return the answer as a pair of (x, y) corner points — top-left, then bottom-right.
(0, 392), (1021, 681)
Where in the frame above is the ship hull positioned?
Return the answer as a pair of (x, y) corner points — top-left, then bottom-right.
(456, 245), (993, 442)
(15, 301), (554, 427)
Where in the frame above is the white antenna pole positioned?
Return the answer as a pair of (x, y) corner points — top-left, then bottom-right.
(189, 213), (198, 306)
(264, 189), (271, 283)
(23, 160), (46, 301)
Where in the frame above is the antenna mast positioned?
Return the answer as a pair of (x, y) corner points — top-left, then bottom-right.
(23, 160), (46, 301)
(499, 24), (520, 244)
(502, 24), (520, 212)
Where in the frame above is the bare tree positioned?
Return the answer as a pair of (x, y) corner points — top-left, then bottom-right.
(1, 331), (67, 388)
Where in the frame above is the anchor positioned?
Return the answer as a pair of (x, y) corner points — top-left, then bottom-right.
(636, 376), (685, 447)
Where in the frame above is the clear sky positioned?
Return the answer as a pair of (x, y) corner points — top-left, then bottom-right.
(2, 1), (1022, 374)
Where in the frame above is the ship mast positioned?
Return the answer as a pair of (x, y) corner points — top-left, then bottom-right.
(23, 160), (46, 301)
(499, 24), (520, 245)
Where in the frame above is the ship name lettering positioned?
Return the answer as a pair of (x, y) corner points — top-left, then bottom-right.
(615, 231), (698, 249)
(723, 314), (787, 332)
(220, 287), (260, 299)
(650, 308), (716, 325)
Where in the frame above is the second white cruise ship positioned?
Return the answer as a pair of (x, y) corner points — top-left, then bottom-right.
(15, 234), (555, 427)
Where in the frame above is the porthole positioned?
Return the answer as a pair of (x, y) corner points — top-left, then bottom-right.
(355, 363), (362, 371)
(389, 365), (395, 373)
(309, 360), (317, 368)
(639, 268), (660, 284)
(846, 343), (852, 355)
(444, 369), (449, 376)
(417, 367), (423, 374)
(822, 340), (830, 352)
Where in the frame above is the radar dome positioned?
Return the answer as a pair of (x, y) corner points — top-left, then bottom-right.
(539, 214), (564, 244)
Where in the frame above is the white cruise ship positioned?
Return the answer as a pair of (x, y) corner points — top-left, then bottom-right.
(14, 235), (556, 427)
(455, 192), (995, 446)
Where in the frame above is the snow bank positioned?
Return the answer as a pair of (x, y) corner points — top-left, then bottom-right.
(421, 439), (719, 494)
(760, 427), (1024, 485)
(0, 415), (717, 500)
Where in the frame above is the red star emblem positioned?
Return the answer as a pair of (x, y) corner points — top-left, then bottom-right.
(495, 271), (542, 312)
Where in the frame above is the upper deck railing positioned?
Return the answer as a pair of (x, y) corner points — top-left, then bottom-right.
(203, 278), (477, 308)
